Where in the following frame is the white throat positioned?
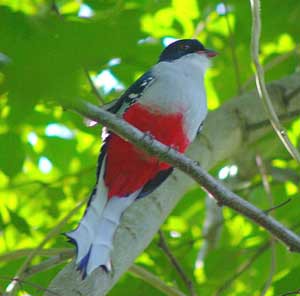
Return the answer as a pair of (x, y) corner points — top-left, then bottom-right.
(140, 53), (209, 141)
(171, 52), (211, 75)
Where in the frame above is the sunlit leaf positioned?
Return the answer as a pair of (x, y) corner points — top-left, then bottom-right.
(0, 132), (25, 177)
(7, 208), (31, 235)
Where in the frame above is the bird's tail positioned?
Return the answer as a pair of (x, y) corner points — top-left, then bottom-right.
(66, 169), (138, 278)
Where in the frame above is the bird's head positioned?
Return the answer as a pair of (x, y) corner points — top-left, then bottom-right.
(158, 39), (217, 62)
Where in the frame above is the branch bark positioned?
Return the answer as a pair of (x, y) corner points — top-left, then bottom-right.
(45, 72), (300, 296)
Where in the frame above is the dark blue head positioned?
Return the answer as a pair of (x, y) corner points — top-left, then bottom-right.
(159, 39), (217, 62)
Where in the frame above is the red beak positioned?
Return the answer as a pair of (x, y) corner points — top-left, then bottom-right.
(197, 49), (218, 58)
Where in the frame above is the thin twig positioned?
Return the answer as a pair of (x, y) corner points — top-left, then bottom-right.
(129, 264), (187, 296)
(261, 242), (276, 295)
(256, 155), (274, 208)
(158, 231), (196, 296)
(84, 68), (105, 104)
(1, 276), (61, 296)
(264, 198), (292, 214)
(192, 10), (214, 38)
(23, 250), (74, 278)
(256, 155), (276, 296)
(0, 248), (71, 263)
(4, 199), (86, 296)
(250, 0), (300, 164)
(280, 289), (300, 296)
(51, 0), (63, 18)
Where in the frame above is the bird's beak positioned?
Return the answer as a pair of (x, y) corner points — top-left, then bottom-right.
(197, 49), (218, 58)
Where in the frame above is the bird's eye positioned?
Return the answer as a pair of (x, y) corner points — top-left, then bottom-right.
(181, 44), (190, 50)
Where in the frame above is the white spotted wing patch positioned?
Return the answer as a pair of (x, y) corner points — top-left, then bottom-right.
(107, 71), (155, 115)
(126, 75), (154, 102)
(128, 93), (139, 99)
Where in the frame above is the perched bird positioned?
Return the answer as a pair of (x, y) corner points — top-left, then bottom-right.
(66, 39), (217, 278)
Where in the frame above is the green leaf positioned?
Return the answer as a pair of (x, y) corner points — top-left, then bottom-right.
(0, 132), (25, 177)
(274, 266), (300, 295)
(0, 212), (5, 230)
(7, 208), (31, 235)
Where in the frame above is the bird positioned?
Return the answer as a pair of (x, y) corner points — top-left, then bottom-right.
(66, 39), (217, 278)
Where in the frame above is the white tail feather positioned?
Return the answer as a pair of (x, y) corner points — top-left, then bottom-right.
(67, 156), (140, 276)
(85, 193), (138, 274)
(86, 192), (139, 274)
(66, 158), (108, 265)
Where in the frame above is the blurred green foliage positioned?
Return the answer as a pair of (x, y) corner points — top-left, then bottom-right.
(0, 0), (300, 295)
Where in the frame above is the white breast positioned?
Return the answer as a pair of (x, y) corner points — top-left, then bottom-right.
(140, 53), (209, 142)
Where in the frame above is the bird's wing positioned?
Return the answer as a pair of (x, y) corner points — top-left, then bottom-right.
(106, 70), (155, 115)
(136, 167), (174, 199)
(95, 70), (155, 178)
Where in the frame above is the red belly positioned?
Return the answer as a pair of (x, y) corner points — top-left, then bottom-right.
(104, 103), (189, 198)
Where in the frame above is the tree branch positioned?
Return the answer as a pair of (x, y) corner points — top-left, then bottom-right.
(45, 72), (300, 296)
(60, 95), (300, 252)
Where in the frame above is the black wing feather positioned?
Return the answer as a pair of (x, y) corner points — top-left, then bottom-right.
(137, 167), (174, 199)
(107, 71), (154, 114)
